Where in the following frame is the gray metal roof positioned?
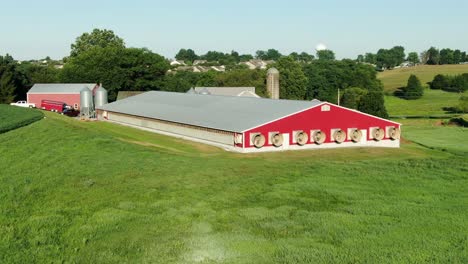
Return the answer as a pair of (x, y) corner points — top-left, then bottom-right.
(194, 87), (257, 97)
(98, 91), (322, 132)
(28, 83), (98, 94)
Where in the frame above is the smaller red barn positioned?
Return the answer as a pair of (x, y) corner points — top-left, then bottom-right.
(27, 83), (99, 110)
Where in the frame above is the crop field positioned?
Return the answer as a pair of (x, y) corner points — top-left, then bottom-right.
(0, 111), (466, 263)
(378, 64), (468, 93)
(0, 104), (43, 134)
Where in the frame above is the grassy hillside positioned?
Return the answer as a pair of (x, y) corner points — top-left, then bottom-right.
(378, 64), (468, 93)
(385, 89), (466, 117)
(0, 113), (467, 263)
(0, 104), (43, 133)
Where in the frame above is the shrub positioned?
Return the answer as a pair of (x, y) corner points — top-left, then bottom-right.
(403, 74), (424, 100)
(430, 74), (448, 90)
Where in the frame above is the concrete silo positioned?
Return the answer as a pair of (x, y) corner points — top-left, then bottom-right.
(267, 67), (280, 99)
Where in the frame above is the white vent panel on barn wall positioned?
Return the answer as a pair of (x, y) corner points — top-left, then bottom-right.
(321, 105), (330, 111)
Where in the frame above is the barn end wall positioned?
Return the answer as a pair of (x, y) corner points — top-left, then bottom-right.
(244, 103), (400, 149)
(28, 93), (81, 109)
(102, 111), (236, 147)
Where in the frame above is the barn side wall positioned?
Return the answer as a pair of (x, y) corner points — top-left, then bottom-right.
(102, 111), (236, 147)
(28, 93), (81, 109)
(244, 103), (400, 150)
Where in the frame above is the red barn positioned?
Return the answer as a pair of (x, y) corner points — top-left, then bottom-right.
(27, 83), (99, 110)
(96, 91), (401, 153)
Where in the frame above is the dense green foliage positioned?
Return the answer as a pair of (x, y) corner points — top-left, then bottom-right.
(423, 47), (467, 65)
(0, 104), (43, 133)
(429, 74), (468, 93)
(272, 57), (308, 99)
(316, 49), (335, 61)
(0, 55), (29, 103)
(0, 113), (466, 263)
(70, 29), (125, 58)
(61, 47), (169, 100)
(406, 52), (420, 64)
(402, 75), (424, 100)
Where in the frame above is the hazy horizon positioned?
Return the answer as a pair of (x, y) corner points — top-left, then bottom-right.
(1, 0), (467, 60)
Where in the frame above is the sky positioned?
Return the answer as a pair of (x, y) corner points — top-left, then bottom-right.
(1, 0), (467, 60)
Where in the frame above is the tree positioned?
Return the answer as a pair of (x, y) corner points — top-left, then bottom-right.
(430, 74), (448, 90)
(364, 53), (377, 64)
(356, 54), (364, 63)
(61, 46), (169, 100)
(407, 52), (420, 65)
(0, 72), (15, 103)
(453, 50), (462, 64)
(358, 91), (388, 118)
(272, 57), (308, 99)
(0, 54), (28, 100)
(403, 74), (424, 99)
(440, 48), (454, 64)
(316, 49), (335, 61)
(70, 29), (125, 57)
(376, 46), (405, 69)
(426, 47), (440, 65)
(340, 87), (367, 109)
(255, 49), (282, 60)
(175, 49), (198, 63)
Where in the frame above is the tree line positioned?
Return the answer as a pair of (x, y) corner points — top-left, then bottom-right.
(357, 46), (468, 70)
(174, 48), (334, 65)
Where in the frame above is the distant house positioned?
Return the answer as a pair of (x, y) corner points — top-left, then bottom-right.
(210, 66), (225, 72)
(193, 87), (259, 97)
(193, 60), (207, 65)
(241, 59), (272, 70)
(170, 60), (186, 66)
(27, 83), (100, 109)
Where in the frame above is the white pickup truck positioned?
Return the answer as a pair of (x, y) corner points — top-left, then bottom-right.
(10, 101), (36, 108)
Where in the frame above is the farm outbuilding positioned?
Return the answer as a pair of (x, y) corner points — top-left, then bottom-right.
(27, 83), (101, 109)
(96, 91), (401, 153)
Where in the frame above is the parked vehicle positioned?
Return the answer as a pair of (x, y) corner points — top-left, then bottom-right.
(62, 108), (80, 117)
(40, 100), (68, 113)
(10, 101), (35, 108)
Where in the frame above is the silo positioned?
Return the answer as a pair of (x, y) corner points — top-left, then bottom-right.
(267, 67), (280, 99)
(80, 87), (94, 118)
(94, 86), (108, 108)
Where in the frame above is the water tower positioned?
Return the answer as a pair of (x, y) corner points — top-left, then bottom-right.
(267, 68), (280, 99)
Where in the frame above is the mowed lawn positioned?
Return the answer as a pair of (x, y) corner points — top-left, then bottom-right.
(0, 112), (467, 263)
(378, 64), (468, 93)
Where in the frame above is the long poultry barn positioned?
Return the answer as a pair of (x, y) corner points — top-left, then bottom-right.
(96, 91), (401, 153)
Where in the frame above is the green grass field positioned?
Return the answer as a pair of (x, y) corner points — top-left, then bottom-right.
(0, 111), (467, 263)
(378, 64), (468, 93)
(385, 89), (466, 117)
(0, 104), (43, 133)
(378, 65), (468, 117)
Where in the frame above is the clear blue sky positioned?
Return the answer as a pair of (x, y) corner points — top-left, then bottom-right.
(1, 0), (467, 60)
